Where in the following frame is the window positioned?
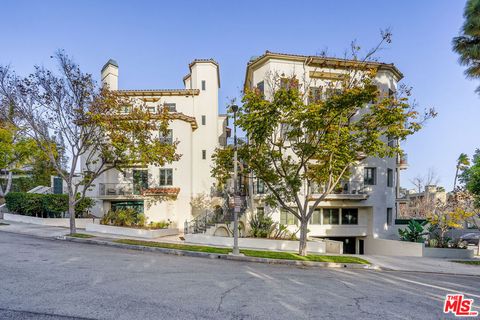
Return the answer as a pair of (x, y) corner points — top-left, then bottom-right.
(387, 168), (393, 187)
(364, 167), (376, 185)
(387, 208), (393, 225)
(201, 80), (206, 91)
(280, 78), (299, 90)
(121, 106), (132, 114)
(280, 208), (298, 225)
(111, 201), (144, 214)
(159, 169), (173, 186)
(147, 106), (156, 113)
(201, 115), (206, 125)
(202, 150), (206, 160)
(341, 208), (358, 225)
(323, 208), (339, 225)
(159, 129), (173, 144)
(309, 87), (322, 103)
(325, 88), (341, 99)
(133, 170), (148, 195)
(164, 103), (177, 112)
(256, 81), (264, 95)
(310, 208), (321, 225)
(256, 179), (265, 194)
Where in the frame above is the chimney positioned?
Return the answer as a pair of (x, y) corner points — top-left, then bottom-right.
(101, 59), (118, 90)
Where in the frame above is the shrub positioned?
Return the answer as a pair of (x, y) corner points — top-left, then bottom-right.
(100, 208), (146, 227)
(148, 220), (170, 229)
(249, 211), (275, 238)
(398, 220), (428, 242)
(5, 192), (94, 218)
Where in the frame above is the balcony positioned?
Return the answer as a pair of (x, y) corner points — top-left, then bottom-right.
(397, 153), (408, 170)
(309, 180), (371, 201)
(98, 183), (180, 199)
(218, 136), (247, 147)
(98, 183), (137, 199)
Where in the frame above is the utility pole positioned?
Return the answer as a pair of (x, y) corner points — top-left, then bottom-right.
(231, 104), (240, 256)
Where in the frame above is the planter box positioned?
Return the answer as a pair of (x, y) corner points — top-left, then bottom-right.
(85, 223), (178, 239)
(184, 234), (343, 254)
(3, 213), (94, 229)
(423, 247), (474, 259)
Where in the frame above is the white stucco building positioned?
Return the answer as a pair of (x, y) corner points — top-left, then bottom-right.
(85, 52), (409, 254)
(83, 58), (228, 229)
(244, 51), (408, 254)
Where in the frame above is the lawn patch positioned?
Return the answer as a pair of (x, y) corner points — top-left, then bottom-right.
(115, 239), (231, 254)
(0, 222), (9, 226)
(113, 239), (370, 264)
(70, 233), (95, 239)
(452, 260), (480, 265)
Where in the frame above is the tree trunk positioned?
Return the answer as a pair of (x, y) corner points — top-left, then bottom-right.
(68, 194), (76, 235)
(453, 167), (459, 190)
(5, 171), (12, 195)
(298, 219), (308, 256)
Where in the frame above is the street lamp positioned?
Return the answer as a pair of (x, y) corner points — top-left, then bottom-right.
(231, 104), (241, 256)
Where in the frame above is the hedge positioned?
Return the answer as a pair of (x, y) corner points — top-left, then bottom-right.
(5, 192), (94, 218)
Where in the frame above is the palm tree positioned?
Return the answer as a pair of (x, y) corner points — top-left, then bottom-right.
(453, 0), (480, 94)
(454, 153), (470, 190)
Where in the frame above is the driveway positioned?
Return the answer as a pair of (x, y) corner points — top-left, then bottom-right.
(0, 232), (479, 320)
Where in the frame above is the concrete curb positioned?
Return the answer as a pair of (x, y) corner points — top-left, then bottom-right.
(58, 236), (378, 270)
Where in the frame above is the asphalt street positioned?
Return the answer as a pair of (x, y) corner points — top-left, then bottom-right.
(0, 232), (478, 320)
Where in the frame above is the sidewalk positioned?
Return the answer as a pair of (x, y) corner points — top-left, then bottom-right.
(365, 254), (480, 276)
(0, 219), (70, 238)
(0, 219), (185, 243)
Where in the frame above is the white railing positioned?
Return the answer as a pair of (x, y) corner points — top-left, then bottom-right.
(312, 180), (372, 195)
(99, 183), (136, 196)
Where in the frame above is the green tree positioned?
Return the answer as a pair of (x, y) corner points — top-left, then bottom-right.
(453, 0), (480, 94)
(213, 36), (435, 256)
(0, 51), (179, 234)
(0, 122), (37, 197)
(454, 153), (470, 190)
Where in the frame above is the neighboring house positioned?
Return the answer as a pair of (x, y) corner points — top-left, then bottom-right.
(83, 59), (228, 228)
(397, 185), (447, 218)
(243, 51), (407, 253)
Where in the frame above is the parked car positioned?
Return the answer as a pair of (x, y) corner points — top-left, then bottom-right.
(459, 233), (480, 245)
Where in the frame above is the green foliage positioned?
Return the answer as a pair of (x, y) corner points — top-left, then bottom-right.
(148, 220), (170, 229)
(211, 146), (234, 190)
(452, 0), (480, 94)
(0, 177), (36, 193)
(100, 208), (147, 227)
(249, 211), (275, 238)
(461, 149), (480, 207)
(212, 68), (431, 255)
(69, 233), (95, 238)
(5, 192), (94, 218)
(398, 220), (428, 242)
(114, 239), (370, 264)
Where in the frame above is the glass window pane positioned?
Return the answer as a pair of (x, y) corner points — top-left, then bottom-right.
(342, 208), (358, 225)
(323, 208), (339, 225)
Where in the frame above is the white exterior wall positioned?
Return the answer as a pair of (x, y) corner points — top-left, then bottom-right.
(83, 60), (224, 229)
(248, 57), (400, 241)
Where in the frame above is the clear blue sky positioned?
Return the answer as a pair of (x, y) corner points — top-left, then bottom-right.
(1, 0), (477, 191)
